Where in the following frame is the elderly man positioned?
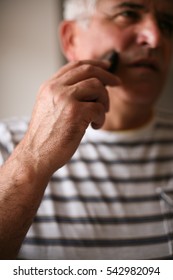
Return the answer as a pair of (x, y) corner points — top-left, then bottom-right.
(0, 0), (173, 259)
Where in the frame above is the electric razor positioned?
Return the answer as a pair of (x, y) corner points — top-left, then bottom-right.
(102, 50), (119, 73)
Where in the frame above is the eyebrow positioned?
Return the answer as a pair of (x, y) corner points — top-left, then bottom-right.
(111, 1), (173, 20)
(114, 2), (145, 10)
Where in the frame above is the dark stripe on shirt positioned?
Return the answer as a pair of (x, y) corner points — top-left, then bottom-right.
(69, 156), (173, 165)
(42, 194), (160, 203)
(33, 213), (173, 224)
(51, 173), (173, 184)
(80, 139), (173, 147)
(155, 123), (173, 130)
(23, 234), (173, 247)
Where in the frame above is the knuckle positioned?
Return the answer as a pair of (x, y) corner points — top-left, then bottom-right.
(53, 85), (70, 105)
(47, 83), (56, 93)
(81, 64), (94, 74)
(39, 81), (48, 93)
(79, 77), (101, 89)
(75, 60), (85, 68)
(68, 84), (78, 97)
(69, 60), (86, 70)
(67, 60), (82, 68)
(39, 81), (55, 95)
(90, 77), (102, 87)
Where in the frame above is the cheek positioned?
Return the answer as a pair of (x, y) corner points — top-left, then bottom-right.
(91, 29), (133, 59)
(103, 25), (134, 52)
(75, 24), (135, 59)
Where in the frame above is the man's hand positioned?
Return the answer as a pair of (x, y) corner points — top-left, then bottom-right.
(23, 60), (119, 176)
(0, 60), (119, 259)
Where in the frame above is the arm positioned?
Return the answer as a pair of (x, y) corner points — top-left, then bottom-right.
(0, 60), (118, 259)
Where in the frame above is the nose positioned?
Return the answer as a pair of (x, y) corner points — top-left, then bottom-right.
(136, 15), (162, 49)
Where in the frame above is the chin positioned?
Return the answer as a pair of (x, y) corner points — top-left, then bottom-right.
(110, 84), (162, 107)
(124, 88), (161, 106)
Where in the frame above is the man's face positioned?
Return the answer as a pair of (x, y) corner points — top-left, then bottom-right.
(73, 0), (173, 106)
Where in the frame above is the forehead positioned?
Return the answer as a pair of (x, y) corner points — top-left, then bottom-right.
(97, 0), (173, 11)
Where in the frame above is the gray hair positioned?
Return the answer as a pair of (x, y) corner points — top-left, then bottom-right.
(63, 0), (99, 21)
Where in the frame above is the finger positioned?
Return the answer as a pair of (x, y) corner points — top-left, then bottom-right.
(51, 60), (111, 80)
(70, 78), (109, 112)
(83, 102), (106, 130)
(59, 63), (120, 87)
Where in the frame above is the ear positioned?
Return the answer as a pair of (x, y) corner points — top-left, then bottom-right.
(59, 20), (78, 61)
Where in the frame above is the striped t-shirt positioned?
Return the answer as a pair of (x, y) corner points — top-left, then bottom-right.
(0, 111), (173, 260)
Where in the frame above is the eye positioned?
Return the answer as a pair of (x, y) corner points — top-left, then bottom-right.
(105, 9), (141, 24)
(120, 10), (140, 21)
(159, 19), (173, 37)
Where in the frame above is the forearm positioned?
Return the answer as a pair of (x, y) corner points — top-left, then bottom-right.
(0, 60), (117, 259)
(0, 142), (50, 259)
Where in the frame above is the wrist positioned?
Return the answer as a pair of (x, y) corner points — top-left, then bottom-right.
(3, 141), (51, 192)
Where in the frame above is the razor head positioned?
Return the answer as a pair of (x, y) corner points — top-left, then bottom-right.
(102, 51), (119, 73)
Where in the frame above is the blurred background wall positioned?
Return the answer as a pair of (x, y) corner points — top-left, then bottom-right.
(0, 0), (64, 118)
(0, 0), (173, 119)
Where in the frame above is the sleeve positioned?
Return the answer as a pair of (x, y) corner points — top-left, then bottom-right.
(0, 122), (14, 165)
(0, 118), (29, 166)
